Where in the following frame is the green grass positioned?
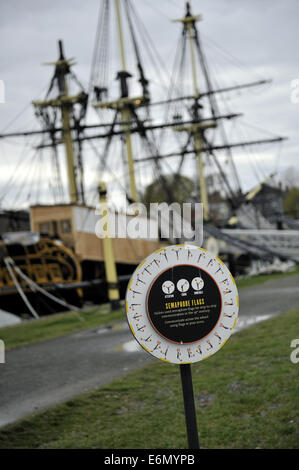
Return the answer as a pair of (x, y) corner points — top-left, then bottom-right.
(236, 264), (299, 290)
(0, 303), (125, 350)
(0, 266), (298, 351)
(0, 307), (298, 449)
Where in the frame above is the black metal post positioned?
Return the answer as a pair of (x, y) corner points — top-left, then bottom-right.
(179, 363), (200, 449)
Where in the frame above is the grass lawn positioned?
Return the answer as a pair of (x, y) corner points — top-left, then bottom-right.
(0, 307), (298, 449)
(0, 303), (125, 351)
(1, 265), (298, 351)
(236, 264), (299, 290)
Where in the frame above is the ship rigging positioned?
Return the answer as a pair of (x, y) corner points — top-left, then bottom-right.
(0, 0), (297, 317)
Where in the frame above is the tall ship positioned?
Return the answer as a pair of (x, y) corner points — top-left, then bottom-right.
(0, 0), (298, 317)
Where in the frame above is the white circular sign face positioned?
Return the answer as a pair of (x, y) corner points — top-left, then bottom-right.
(126, 244), (239, 364)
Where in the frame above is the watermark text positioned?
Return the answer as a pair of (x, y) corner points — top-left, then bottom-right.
(290, 339), (299, 364)
(0, 339), (5, 363)
(0, 80), (5, 103)
(95, 202), (203, 245)
(290, 79), (299, 104)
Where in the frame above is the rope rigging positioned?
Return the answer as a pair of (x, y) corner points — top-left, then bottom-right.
(0, 0), (295, 318)
(4, 257), (81, 317)
(0, 0), (288, 219)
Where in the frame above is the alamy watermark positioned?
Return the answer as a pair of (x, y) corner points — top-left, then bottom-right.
(0, 80), (5, 103)
(0, 339), (5, 363)
(290, 339), (299, 364)
(290, 79), (299, 104)
(95, 202), (203, 245)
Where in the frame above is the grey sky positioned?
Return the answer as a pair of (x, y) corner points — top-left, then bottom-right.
(0, 0), (298, 208)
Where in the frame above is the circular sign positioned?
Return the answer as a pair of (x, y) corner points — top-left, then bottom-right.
(126, 244), (239, 364)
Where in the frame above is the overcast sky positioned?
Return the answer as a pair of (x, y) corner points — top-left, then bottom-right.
(0, 0), (299, 209)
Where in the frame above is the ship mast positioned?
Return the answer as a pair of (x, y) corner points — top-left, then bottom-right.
(32, 40), (86, 204)
(172, 2), (216, 220)
(115, 0), (138, 203)
(0, 0), (287, 215)
(93, 0), (148, 203)
(57, 40), (77, 204)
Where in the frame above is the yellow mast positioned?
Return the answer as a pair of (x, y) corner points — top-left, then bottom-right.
(172, 4), (211, 220)
(93, 2), (141, 309)
(59, 49), (78, 204)
(32, 40), (80, 204)
(115, 0), (127, 72)
(94, 0), (140, 203)
(114, 0), (138, 202)
(98, 182), (120, 310)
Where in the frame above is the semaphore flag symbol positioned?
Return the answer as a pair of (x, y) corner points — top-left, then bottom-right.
(0, 339), (5, 363)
